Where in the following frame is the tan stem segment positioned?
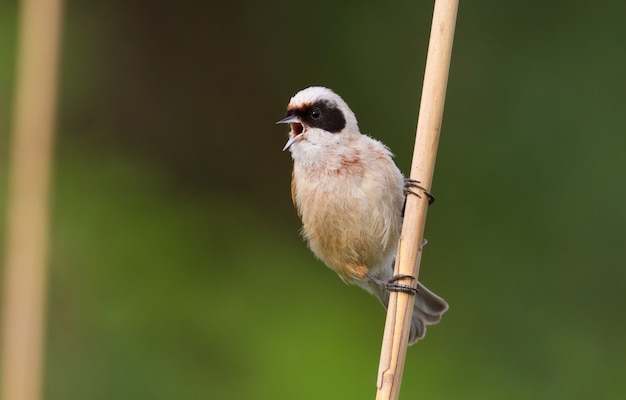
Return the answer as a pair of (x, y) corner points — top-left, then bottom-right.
(375, 0), (458, 399)
(1, 1), (63, 399)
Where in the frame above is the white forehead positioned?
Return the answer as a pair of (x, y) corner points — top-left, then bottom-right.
(289, 86), (344, 108)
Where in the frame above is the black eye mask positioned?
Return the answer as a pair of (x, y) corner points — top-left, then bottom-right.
(298, 100), (346, 133)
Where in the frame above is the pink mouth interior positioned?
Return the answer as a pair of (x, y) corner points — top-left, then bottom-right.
(290, 123), (303, 136)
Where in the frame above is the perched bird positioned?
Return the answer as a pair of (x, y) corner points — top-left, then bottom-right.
(277, 86), (448, 344)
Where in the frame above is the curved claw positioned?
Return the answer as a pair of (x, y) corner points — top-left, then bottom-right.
(404, 178), (435, 205)
(365, 272), (418, 295)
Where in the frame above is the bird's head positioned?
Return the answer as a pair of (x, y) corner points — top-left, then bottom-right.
(277, 87), (360, 152)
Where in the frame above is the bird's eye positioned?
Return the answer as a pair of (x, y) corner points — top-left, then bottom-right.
(311, 109), (321, 119)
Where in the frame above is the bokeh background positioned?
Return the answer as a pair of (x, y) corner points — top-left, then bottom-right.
(1, 0), (626, 399)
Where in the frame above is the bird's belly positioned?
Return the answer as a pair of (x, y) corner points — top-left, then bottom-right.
(299, 184), (400, 281)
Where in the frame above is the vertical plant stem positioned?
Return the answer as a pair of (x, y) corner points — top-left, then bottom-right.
(1, 0), (63, 399)
(375, 0), (458, 399)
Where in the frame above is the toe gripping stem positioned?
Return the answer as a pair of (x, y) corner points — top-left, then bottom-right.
(404, 178), (435, 205)
(366, 272), (418, 295)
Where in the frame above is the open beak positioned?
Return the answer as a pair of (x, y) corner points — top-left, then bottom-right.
(276, 115), (303, 151)
(276, 115), (300, 125)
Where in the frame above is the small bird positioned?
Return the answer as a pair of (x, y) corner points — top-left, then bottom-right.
(278, 86), (448, 344)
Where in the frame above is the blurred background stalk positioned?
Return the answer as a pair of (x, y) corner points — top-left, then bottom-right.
(1, 1), (63, 400)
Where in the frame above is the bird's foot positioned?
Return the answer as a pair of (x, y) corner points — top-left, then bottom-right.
(366, 272), (418, 295)
(404, 178), (435, 205)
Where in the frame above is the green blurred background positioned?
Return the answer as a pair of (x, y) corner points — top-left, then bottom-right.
(1, 0), (626, 399)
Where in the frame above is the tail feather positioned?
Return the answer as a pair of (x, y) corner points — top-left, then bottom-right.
(407, 281), (448, 344)
(370, 280), (448, 345)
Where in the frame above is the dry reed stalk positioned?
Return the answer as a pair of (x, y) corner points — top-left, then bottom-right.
(375, 1), (458, 398)
(1, 1), (63, 399)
